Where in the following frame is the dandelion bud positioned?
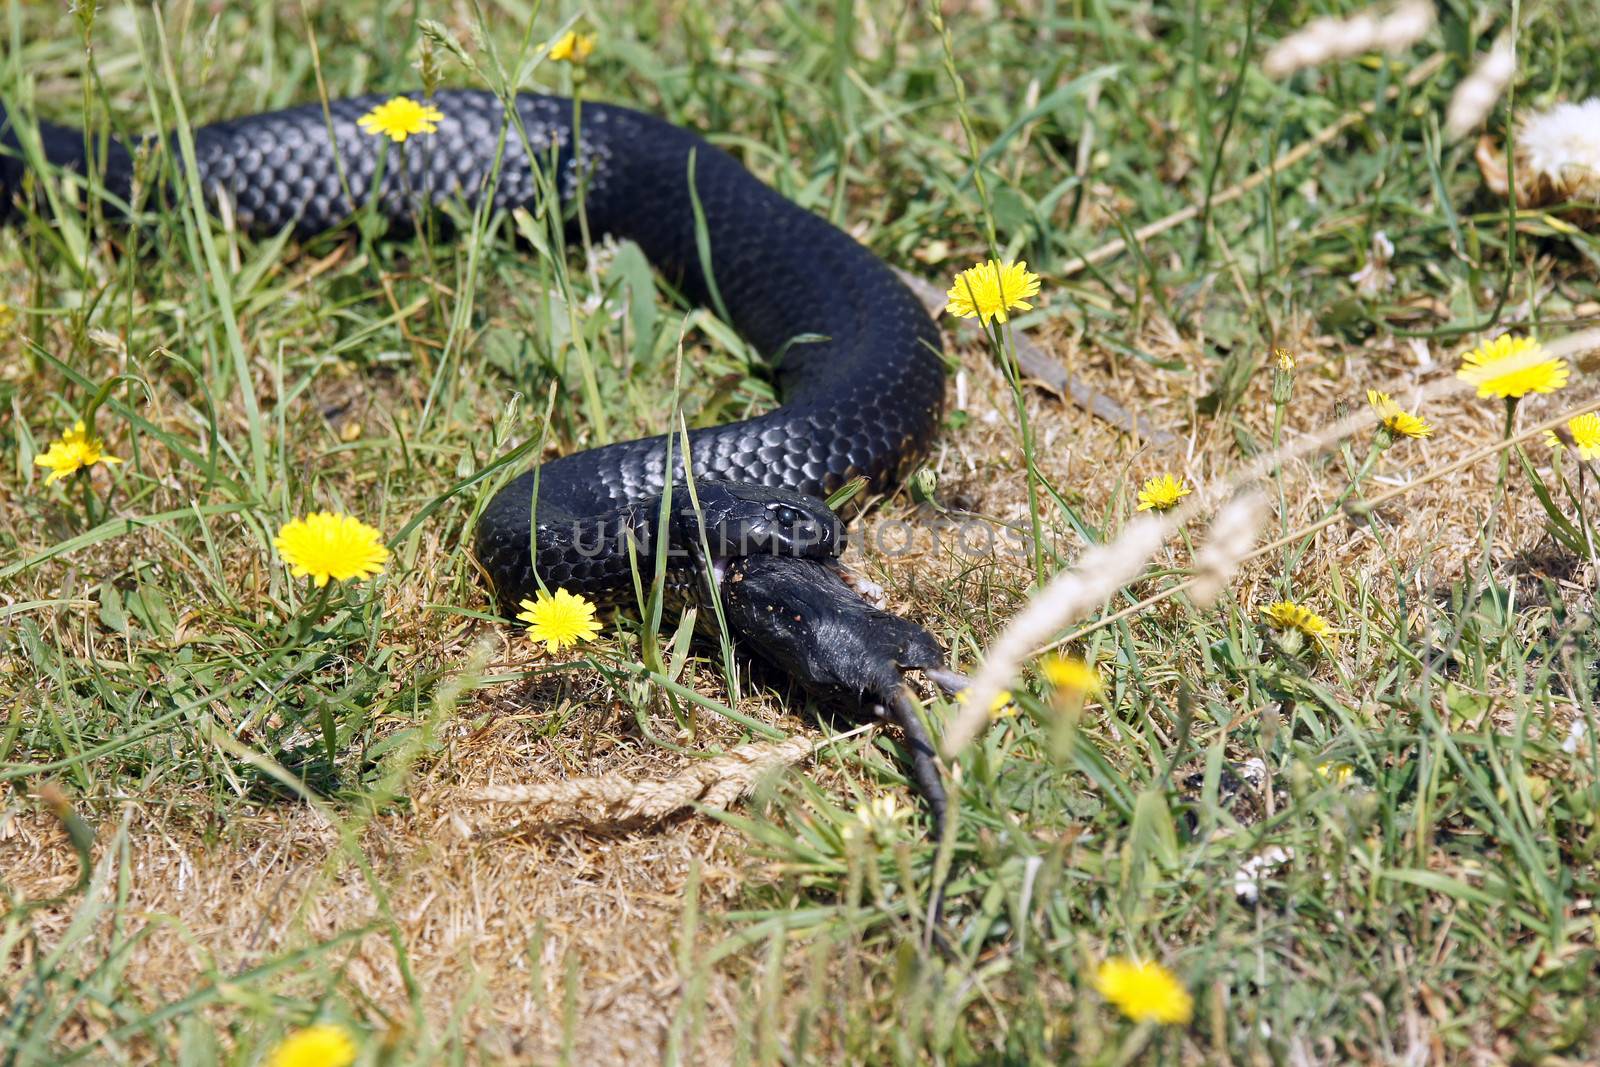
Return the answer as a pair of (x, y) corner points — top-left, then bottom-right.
(1271, 348), (1296, 405)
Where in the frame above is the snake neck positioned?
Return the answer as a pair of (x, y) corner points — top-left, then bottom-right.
(478, 495), (687, 614)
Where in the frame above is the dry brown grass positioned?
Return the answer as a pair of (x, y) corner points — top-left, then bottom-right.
(8, 284), (1586, 1060)
(3, 0), (1598, 1059)
(4, 685), (823, 1061)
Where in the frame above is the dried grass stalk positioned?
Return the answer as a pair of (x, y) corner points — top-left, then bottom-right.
(1262, 0), (1435, 80)
(1190, 492), (1268, 608)
(942, 516), (1170, 756)
(1446, 35), (1516, 137)
(467, 734), (817, 831)
(950, 328), (1600, 756)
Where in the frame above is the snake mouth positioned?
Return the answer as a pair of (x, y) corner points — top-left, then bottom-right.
(708, 544), (839, 589)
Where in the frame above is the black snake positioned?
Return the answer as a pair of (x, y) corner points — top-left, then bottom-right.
(1, 90), (961, 826)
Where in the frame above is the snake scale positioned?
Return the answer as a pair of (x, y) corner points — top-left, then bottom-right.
(1, 89), (961, 828)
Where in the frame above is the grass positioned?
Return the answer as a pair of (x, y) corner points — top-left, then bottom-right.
(3, 0), (1600, 1062)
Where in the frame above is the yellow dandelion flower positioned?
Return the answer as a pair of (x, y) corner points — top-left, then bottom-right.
(1135, 473), (1191, 512)
(517, 588), (603, 653)
(1316, 761), (1354, 784)
(1093, 957), (1193, 1026)
(0, 302), (14, 334)
(1274, 347), (1295, 371)
(1544, 412), (1600, 460)
(945, 259), (1042, 326)
(273, 512), (390, 587)
(1263, 600), (1333, 645)
(959, 687), (1016, 719)
(356, 96), (445, 143)
(547, 29), (597, 63)
(1040, 655), (1102, 696)
(269, 1024), (357, 1067)
(1365, 390), (1432, 440)
(34, 420), (122, 484)
(1456, 334), (1569, 399)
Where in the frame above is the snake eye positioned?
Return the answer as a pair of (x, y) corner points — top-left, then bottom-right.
(768, 503), (805, 527)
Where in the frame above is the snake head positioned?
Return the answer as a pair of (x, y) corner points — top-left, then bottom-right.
(679, 482), (844, 569)
(718, 554), (944, 706)
(718, 553), (951, 833)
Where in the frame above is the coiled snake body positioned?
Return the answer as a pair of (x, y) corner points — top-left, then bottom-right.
(2, 90), (959, 826)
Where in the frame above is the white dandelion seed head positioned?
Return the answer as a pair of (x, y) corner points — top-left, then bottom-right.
(1519, 97), (1600, 195)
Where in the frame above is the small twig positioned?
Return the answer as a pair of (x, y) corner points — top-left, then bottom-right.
(467, 734), (816, 830)
(465, 722), (880, 834)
